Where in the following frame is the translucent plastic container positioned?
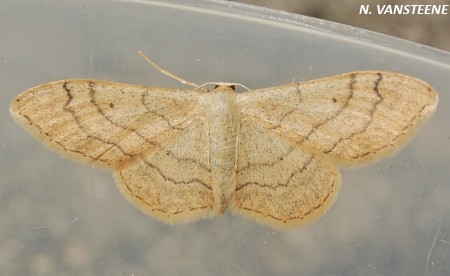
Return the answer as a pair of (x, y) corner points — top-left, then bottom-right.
(1, 0), (449, 275)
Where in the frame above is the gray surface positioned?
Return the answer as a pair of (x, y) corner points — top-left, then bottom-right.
(233, 0), (450, 52)
(1, 0), (450, 275)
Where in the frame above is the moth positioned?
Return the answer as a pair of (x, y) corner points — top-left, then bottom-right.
(10, 52), (438, 228)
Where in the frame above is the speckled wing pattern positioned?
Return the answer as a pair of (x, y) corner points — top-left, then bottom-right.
(10, 71), (438, 228)
(234, 71), (437, 227)
(10, 80), (218, 222)
(231, 118), (340, 228)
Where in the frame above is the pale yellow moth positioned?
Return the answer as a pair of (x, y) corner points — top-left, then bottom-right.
(10, 52), (438, 228)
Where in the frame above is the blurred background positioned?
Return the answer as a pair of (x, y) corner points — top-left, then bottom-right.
(2, 1), (449, 275)
(232, 0), (450, 52)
